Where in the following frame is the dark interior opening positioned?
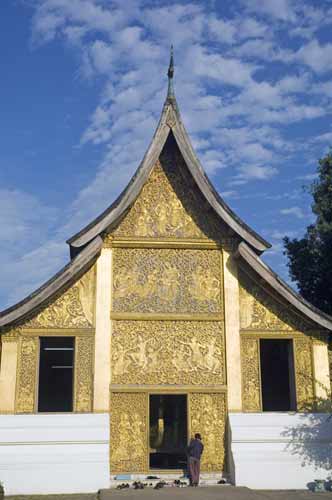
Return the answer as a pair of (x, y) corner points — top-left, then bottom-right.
(38, 337), (74, 412)
(260, 339), (296, 411)
(149, 394), (187, 469)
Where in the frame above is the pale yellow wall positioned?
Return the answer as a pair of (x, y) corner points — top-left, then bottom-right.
(0, 339), (18, 413)
(223, 248), (242, 412)
(93, 247), (112, 412)
(313, 341), (331, 400)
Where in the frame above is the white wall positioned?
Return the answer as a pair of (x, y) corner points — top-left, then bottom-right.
(229, 413), (332, 490)
(0, 413), (109, 495)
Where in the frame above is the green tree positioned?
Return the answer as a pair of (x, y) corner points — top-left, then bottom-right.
(284, 152), (332, 316)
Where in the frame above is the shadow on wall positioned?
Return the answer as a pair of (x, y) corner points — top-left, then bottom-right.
(281, 377), (332, 480)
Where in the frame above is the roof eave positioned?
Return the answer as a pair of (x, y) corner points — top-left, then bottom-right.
(0, 236), (103, 333)
(235, 241), (332, 332)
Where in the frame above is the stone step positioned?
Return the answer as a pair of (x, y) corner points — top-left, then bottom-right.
(109, 472), (229, 489)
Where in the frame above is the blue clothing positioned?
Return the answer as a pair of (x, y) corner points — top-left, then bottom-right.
(187, 438), (204, 460)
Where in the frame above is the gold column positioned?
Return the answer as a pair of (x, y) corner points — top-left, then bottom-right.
(0, 332), (19, 413)
(312, 338), (331, 401)
(222, 248), (242, 412)
(94, 247), (112, 412)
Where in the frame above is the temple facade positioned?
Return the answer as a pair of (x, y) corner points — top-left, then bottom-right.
(1, 57), (332, 495)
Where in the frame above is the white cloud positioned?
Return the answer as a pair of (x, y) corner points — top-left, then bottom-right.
(242, 0), (297, 22)
(294, 40), (332, 74)
(280, 206), (305, 218)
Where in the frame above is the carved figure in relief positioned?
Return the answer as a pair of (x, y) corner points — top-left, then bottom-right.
(155, 202), (168, 233)
(159, 263), (180, 301)
(189, 266), (220, 302)
(204, 339), (221, 374)
(112, 413), (131, 461)
(185, 337), (205, 369)
(112, 345), (131, 377)
(129, 334), (150, 369)
(136, 206), (154, 236)
(131, 413), (144, 459)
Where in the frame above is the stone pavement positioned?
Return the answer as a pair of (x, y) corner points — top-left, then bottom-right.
(8, 486), (332, 500)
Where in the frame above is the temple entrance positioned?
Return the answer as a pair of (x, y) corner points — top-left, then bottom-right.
(260, 339), (296, 411)
(149, 395), (187, 469)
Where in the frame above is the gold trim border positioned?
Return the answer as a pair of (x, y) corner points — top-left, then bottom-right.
(110, 313), (223, 321)
(106, 238), (222, 250)
(110, 384), (227, 393)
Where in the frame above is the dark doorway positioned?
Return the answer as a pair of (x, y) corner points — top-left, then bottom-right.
(149, 395), (187, 469)
(38, 337), (74, 412)
(260, 339), (296, 411)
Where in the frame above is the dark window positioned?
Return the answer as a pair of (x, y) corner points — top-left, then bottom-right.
(260, 339), (296, 411)
(38, 337), (74, 412)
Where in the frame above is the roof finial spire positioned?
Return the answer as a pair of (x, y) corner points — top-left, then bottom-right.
(167, 45), (175, 99)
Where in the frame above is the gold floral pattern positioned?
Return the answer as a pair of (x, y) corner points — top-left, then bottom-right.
(189, 393), (226, 471)
(16, 336), (38, 413)
(74, 336), (94, 412)
(110, 392), (148, 473)
(241, 337), (261, 412)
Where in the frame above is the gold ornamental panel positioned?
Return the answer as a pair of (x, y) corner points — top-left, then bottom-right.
(113, 149), (227, 241)
(111, 321), (225, 385)
(23, 266), (96, 329)
(241, 337), (261, 412)
(110, 392), (148, 473)
(239, 269), (310, 332)
(189, 393), (226, 472)
(16, 336), (38, 413)
(112, 248), (222, 314)
(294, 338), (314, 410)
(74, 336), (94, 412)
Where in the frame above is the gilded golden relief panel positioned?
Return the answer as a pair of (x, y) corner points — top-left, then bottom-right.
(111, 321), (225, 385)
(16, 336), (38, 413)
(113, 141), (227, 241)
(241, 337), (261, 412)
(110, 392), (148, 473)
(113, 249), (222, 314)
(294, 338), (314, 410)
(189, 393), (226, 471)
(74, 336), (94, 412)
(23, 266), (96, 329)
(239, 269), (310, 332)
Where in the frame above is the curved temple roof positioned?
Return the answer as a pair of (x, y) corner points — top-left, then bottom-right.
(67, 92), (271, 253)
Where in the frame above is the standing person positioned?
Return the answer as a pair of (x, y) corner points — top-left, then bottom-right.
(187, 433), (204, 486)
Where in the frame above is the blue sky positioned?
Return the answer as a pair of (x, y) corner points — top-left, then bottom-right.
(0, 0), (332, 309)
